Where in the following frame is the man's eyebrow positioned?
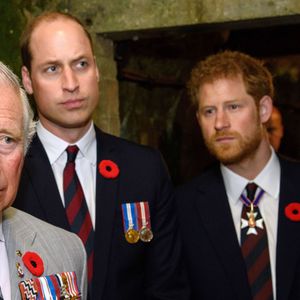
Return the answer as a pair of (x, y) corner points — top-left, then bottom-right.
(0, 128), (22, 138)
(39, 55), (89, 66)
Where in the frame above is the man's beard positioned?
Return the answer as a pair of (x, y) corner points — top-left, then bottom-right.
(204, 125), (263, 165)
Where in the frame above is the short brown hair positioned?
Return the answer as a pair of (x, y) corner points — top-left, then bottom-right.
(187, 50), (274, 108)
(20, 11), (94, 71)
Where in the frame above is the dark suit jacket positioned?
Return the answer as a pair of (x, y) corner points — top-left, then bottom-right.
(14, 127), (188, 300)
(176, 157), (300, 300)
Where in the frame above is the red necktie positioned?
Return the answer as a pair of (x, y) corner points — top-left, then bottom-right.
(63, 145), (94, 285)
(241, 183), (273, 300)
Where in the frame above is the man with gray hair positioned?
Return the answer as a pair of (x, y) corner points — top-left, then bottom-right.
(0, 61), (87, 300)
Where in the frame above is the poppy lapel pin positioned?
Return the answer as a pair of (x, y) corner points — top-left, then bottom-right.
(22, 251), (44, 277)
(98, 160), (120, 179)
(285, 202), (300, 221)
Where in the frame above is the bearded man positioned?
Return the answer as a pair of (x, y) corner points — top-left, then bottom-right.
(176, 50), (300, 300)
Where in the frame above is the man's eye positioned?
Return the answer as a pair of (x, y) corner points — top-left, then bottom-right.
(0, 135), (19, 153)
(46, 65), (57, 73)
(1, 136), (14, 144)
(77, 60), (88, 69)
(203, 108), (215, 116)
(229, 104), (239, 110)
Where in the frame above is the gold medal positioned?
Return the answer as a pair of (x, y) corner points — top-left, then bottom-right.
(140, 227), (153, 242)
(125, 228), (140, 244)
(248, 213), (256, 228)
(248, 203), (256, 228)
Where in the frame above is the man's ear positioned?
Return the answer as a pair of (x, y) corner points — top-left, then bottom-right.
(96, 65), (100, 83)
(259, 95), (273, 123)
(94, 56), (100, 83)
(21, 66), (33, 94)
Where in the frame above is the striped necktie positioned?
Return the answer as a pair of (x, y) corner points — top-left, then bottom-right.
(240, 183), (273, 300)
(63, 145), (94, 286)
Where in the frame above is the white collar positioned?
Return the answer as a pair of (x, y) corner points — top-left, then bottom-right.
(221, 148), (280, 204)
(37, 121), (97, 166)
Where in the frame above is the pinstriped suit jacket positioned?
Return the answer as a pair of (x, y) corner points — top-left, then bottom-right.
(3, 207), (87, 300)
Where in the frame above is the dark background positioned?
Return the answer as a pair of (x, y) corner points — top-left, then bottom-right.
(115, 18), (300, 184)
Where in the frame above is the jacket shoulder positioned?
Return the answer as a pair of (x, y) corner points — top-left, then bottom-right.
(96, 127), (164, 164)
(176, 163), (221, 195)
(4, 207), (83, 248)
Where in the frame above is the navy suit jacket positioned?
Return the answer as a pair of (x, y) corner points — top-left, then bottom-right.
(176, 157), (300, 300)
(14, 127), (188, 300)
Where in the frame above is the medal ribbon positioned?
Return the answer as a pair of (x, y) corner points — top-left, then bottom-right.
(19, 279), (38, 300)
(136, 202), (151, 229)
(55, 273), (63, 288)
(121, 203), (138, 233)
(45, 275), (57, 299)
(65, 271), (80, 297)
(19, 272), (80, 300)
(39, 277), (51, 300)
(49, 275), (61, 299)
(240, 188), (264, 207)
(34, 279), (44, 300)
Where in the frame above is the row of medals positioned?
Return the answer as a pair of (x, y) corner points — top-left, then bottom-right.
(125, 226), (153, 244)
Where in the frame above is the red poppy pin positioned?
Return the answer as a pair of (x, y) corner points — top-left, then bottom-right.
(99, 160), (120, 179)
(22, 251), (44, 277)
(285, 202), (300, 221)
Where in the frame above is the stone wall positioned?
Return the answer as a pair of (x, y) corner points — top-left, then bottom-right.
(2, 0), (300, 182)
(70, 0), (300, 34)
(2, 0), (300, 138)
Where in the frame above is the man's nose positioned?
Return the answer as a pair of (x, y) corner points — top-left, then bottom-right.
(214, 110), (230, 131)
(62, 67), (79, 92)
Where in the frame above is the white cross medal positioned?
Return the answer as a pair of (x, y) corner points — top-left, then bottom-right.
(240, 190), (265, 235)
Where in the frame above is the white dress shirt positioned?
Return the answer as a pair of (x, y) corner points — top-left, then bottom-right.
(37, 121), (97, 228)
(0, 213), (11, 300)
(221, 148), (280, 299)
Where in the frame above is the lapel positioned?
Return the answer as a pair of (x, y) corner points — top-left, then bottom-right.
(92, 128), (120, 300)
(195, 166), (252, 300)
(3, 208), (49, 300)
(276, 158), (300, 300)
(25, 135), (69, 229)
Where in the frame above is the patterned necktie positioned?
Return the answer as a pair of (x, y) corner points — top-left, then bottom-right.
(63, 145), (94, 285)
(240, 183), (273, 300)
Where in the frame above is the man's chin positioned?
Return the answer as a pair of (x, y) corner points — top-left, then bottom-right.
(209, 147), (242, 165)
(216, 154), (240, 165)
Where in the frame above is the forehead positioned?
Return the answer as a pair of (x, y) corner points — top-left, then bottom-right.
(0, 83), (23, 124)
(199, 76), (247, 98)
(29, 18), (92, 59)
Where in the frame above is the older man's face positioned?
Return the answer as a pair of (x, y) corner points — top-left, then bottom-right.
(0, 83), (24, 211)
